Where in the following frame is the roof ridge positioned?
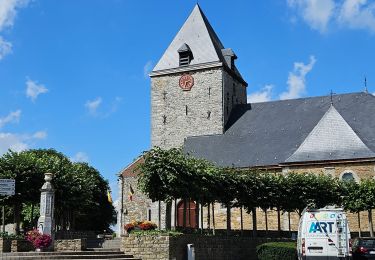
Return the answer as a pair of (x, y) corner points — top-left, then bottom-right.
(247, 91), (368, 105)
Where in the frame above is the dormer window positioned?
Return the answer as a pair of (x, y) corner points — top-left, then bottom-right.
(178, 43), (193, 67)
(222, 48), (237, 70)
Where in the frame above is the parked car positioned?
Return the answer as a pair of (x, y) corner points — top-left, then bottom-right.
(352, 238), (375, 260)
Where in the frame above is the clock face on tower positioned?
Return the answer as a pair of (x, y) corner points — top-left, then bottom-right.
(179, 74), (194, 91)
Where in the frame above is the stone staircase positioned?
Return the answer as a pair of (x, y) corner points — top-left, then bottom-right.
(86, 238), (122, 250)
(0, 250), (141, 260)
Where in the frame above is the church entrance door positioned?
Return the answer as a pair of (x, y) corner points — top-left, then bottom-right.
(177, 200), (197, 228)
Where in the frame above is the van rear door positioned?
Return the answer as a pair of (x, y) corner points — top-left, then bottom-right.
(305, 220), (337, 259)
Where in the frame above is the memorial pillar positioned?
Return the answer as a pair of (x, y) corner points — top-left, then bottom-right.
(37, 172), (55, 235)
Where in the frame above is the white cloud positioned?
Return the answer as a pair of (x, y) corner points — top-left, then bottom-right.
(71, 152), (89, 163)
(32, 130), (47, 139)
(0, 36), (11, 60)
(0, 0), (30, 60)
(0, 110), (21, 128)
(0, 132), (28, 154)
(85, 96), (122, 117)
(288, 0), (336, 32)
(247, 85), (273, 103)
(288, 0), (375, 33)
(0, 130), (47, 155)
(338, 0), (375, 32)
(0, 0), (29, 31)
(280, 55), (316, 100)
(26, 79), (48, 102)
(143, 60), (153, 78)
(85, 97), (102, 115)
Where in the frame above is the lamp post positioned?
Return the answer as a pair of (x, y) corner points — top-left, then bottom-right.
(37, 173), (55, 236)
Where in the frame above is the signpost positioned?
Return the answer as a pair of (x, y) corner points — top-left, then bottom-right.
(0, 179), (15, 233)
(0, 179), (15, 196)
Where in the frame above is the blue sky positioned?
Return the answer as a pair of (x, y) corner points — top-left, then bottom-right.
(1, 0), (375, 202)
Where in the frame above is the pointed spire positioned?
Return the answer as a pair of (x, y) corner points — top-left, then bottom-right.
(152, 4), (225, 72)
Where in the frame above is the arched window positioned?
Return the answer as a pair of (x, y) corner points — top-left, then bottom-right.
(340, 170), (359, 183)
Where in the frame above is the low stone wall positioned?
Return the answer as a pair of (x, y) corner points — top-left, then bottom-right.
(55, 231), (96, 239)
(0, 238), (11, 252)
(54, 239), (87, 251)
(121, 234), (291, 260)
(11, 239), (34, 252)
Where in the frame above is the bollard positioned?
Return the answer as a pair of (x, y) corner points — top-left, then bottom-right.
(187, 244), (195, 260)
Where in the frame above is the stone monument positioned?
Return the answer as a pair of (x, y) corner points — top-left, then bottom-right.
(37, 172), (55, 235)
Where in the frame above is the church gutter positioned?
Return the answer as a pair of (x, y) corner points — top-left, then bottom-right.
(149, 61), (223, 77)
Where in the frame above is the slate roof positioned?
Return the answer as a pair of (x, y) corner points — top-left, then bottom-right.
(152, 4), (224, 72)
(184, 92), (375, 167)
(286, 105), (375, 162)
(152, 4), (246, 84)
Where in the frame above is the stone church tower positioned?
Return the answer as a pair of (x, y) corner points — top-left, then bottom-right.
(150, 4), (247, 149)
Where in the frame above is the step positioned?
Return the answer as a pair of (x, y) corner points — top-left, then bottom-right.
(1, 258), (140, 260)
(86, 248), (121, 252)
(1, 251), (126, 256)
(1, 255), (131, 259)
(0, 252), (137, 260)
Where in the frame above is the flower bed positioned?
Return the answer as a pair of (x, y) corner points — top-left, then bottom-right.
(26, 229), (52, 250)
(124, 221), (157, 233)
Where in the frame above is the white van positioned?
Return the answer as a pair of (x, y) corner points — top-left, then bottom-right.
(297, 207), (352, 260)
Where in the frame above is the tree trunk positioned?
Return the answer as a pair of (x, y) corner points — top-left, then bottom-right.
(277, 208), (281, 237)
(368, 209), (374, 237)
(195, 202), (199, 230)
(166, 202), (171, 230)
(14, 203), (21, 235)
(183, 199), (187, 228)
(212, 203), (216, 235)
(264, 209), (268, 235)
(207, 203), (211, 231)
(174, 199), (177, 230)
(188, 199), (191, 227)
(252, 207), (257, 238)
(358, 212), (362, 238)
(31, 204), (35, 228)
(288, 212), (291, 236)
(158, 201), (162, 230)
(226, 203), (231, 236)
(240, 207), (243, 236)
(200, 203), (204, 233)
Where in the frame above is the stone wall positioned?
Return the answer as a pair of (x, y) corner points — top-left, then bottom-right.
(54, 239), (87, 251)
(0, 238), (11, 252)
(122, 175), (152, 226)
(151, 68), (224, 149)
(11, 239), (33, 252)
(121, 234), (290, 260)
(222, 69), (247, 126)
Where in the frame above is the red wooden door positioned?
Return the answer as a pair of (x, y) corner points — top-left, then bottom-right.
(177, 200), (197, 228)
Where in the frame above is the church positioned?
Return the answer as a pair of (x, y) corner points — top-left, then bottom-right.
(117, 4), (375, 235)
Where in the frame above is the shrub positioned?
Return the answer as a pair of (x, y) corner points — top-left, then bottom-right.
(256, 242), (297, 260)
(26, 229), (52, 249)
(0, 232), (24, 239)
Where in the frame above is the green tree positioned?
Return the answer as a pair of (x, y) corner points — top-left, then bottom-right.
(0, 149), (116, 233)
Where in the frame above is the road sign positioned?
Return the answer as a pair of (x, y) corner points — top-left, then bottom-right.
(0, 179), (15, 196)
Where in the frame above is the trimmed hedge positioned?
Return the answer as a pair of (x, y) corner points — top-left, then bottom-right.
(256, 242), (297, 260)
